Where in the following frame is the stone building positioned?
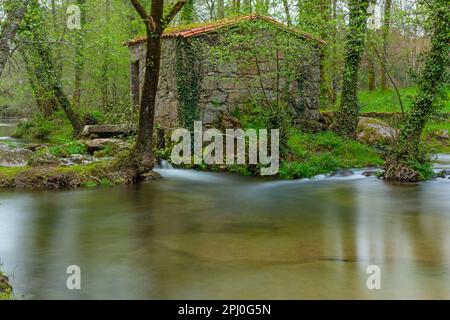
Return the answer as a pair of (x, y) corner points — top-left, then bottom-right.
(128, 15), (325, 131)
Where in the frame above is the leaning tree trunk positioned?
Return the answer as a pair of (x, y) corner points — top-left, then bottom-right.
(128, 0), (187, 175)
(384, 0), (449, 182)
(282, 0), (292, 26)
(19, 0), (83, 134)
(0, 0), (30, 77)
(331, 0), (370, 138)
(217, 0), (225, 19)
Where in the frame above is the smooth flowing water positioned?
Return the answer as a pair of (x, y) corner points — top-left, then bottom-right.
(1, 121), (450, 300)
(0, 119), (19, 142)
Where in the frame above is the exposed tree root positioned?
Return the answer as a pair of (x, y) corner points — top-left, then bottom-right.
(383, 161), (421, 183)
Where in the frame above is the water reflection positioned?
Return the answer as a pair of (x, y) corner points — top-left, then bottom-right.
(0, 171), (449, 299)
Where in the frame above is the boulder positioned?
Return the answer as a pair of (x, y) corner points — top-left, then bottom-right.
(82, 124), (137, 138)
(0, 144), (32, 167)
(357, 117), (397, 145)
(83, 138), (129, 154)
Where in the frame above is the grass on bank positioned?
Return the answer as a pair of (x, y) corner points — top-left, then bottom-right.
(279, 131), (384, 179)
(326, 86), (450, 113)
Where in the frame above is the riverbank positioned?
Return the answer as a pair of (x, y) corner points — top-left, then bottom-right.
(0, 161), (139, 189)
(1, 111), (449, 190)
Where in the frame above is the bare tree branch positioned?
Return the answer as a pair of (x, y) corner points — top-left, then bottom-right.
(130, 0), (149, 21)
(163, 0), (188, 26)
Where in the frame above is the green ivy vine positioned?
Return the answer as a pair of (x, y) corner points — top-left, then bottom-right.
(175, 39), (201, 131)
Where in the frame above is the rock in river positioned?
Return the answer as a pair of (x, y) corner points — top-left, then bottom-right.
(0, 144), (32, 167)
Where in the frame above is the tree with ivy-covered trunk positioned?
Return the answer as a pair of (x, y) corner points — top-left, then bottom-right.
(0, 0), (30, 78)
(18, 0), (83, 135)
(384, 0), (449, 182)
(128, 0), (187, 176)
(331, 0), (370, 138)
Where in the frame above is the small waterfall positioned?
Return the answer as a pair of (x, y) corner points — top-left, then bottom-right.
(156, 159), (174, 169)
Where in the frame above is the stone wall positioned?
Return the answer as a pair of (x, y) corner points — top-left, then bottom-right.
(130, 39), (180, 130)
(129, 29), (322, 130)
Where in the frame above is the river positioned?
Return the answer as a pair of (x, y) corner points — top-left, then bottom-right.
(1, 120), (450, 299)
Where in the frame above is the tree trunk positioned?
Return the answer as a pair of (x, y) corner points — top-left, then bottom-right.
(380, 0), (392, 91)
(0, 0), (30, 77)
(366, 35), (376, 91)
(282, 0), (292, 26)
(128, 0), (187, 175)
(101, 0), (111, 109)
(19, 0), (83, 134)
(217, 0), (225, 19)
(73, 0), (87, 108)
(330, 0), (338, 104)
(331, 0), (370, 138)
(385, 0), (449, 182)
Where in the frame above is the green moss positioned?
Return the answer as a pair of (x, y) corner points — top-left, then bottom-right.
(0, 161), (132, 190)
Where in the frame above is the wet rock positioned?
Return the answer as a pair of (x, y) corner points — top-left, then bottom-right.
(83, 138), (129, 154)
(29, 153), (102, 167)
(24, 143), (46, 152)
(142, 171), (162, 181)
(331, 169), (354, 177)
(60, 154), (102, 166)
(28, 154), (61, 167)
(0, 144), (32, 167)
(362, 171), (379, 177)
(357, 117), (398, 145)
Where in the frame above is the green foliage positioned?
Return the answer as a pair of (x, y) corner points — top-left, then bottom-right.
(14, 116), (54, 139)
(280, 131), (383, 179)
(329, 86), (450, 113)
(233, 100), (294, 143)
(49, 142), (87, 157)
(407, 159), (434, 181)
(13, 111), (73, 143)
(93, 144), (112, 158)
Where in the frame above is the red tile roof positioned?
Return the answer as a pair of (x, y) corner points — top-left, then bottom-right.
(127, 14), (326, 46)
